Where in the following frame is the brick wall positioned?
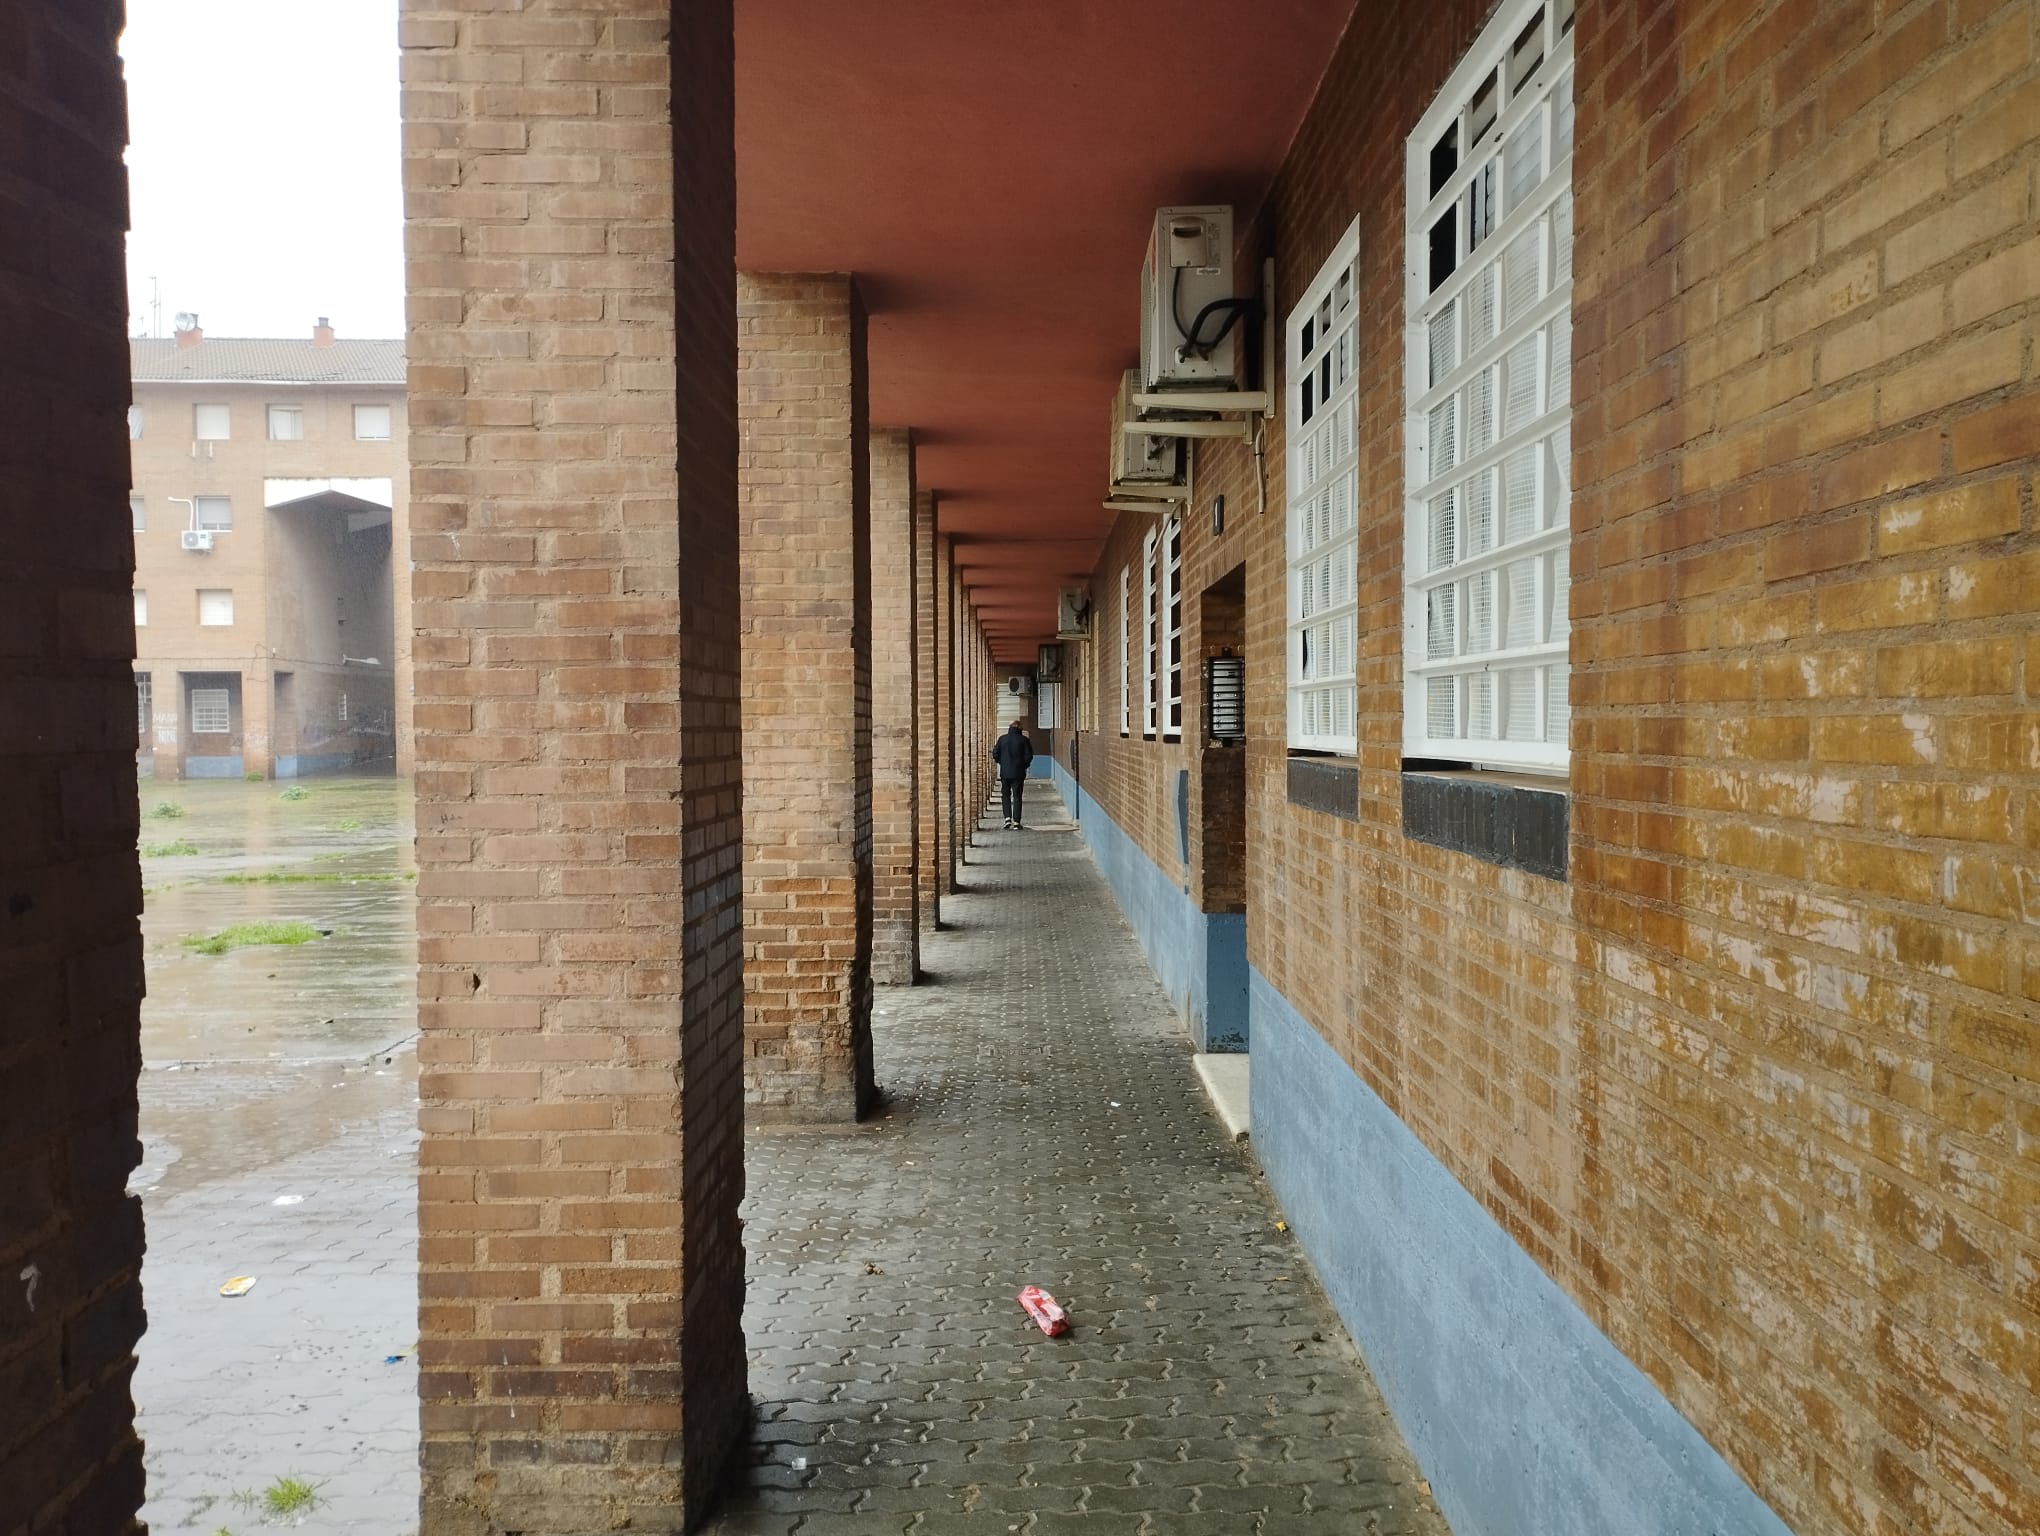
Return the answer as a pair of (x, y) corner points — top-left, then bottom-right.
(0, 5), (148, 1532)
(914, 492), (944, 930)
(869, 428), (919, 983)
(738, 272), (876, 1121)
(401, 4), (747, 1529)
(1052, 1), (2040, 1532)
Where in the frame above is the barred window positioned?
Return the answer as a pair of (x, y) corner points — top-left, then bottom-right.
(1119, 564), (1131, 736)
(1141, 526), (1159, 739)
(190, 687), (231, 735)
(1162, 514), (1183, 739)
(1404, 0), (1575, 773)
(1286, 222), (1361, 753)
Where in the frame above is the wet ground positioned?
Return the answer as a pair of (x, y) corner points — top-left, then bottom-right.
(132, 774), (422, 1533)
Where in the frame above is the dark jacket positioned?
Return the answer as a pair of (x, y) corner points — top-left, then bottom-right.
(992, 726), (1034, 781)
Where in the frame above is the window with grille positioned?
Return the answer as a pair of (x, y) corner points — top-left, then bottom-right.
(1140, 526), (1158, 738)
(268, 405), (304, 440)
(135, 673), (151, 744)
(131, 495), (145, 532)
(194, 403), (230, 440)
(195, 496), (232, 531)
(1405, 0), (1575, 773)
(1162, 514), (1183, 739)
(1287, 221), (1362, 754)
(198, 589), (234, 626)
(354, 403), (392, 440)
(1036, 681), (1060, 729)
(134, 590), (147, 627)
(1119, 564), (1131, 736)
(190, 687), (231, 735)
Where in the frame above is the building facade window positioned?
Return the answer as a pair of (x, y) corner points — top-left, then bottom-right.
(133, 590), (147, 627)
(135, 673), (151, 745)
(354, 403), (392, 440)
(130, 494), (145, 532)
(198, 589), (234, 627)
(1404, 0), (1575, 773)
(193, 403), (230, 440)
(1162, 513), (1183, 739)
(1119, 564), (1131, 736)
(1286, 220), (1362, 754)
(194, 496), (232, 531)
(190, 687), (231, 735)
(1140, 525), (1158, 738)
(1036, 680), (1059, 729)
(267, 404), (304, 440)
(127, 405), (143, 440)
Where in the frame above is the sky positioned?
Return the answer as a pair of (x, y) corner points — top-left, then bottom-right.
(122, 0), (406, 341)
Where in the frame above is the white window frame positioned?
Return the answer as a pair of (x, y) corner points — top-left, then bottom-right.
(130, 494), (145, 533)
(135, 673), (152, 742)
(267, 404), (304, 440)
(1119, 564), (1131, 736)
(1141, 527), (1159, 738)
(189, 687), (231, 735)
(194, 495), (232, 531)
(127, 405), (143, 440)
(353, 403), (392, 441)
(1403, 0), (1575, 774)
(197, 589), (234, 627)
(193, 403), (230, 441)
(1036, 680), (1060, 729)
(1162, 513), (1183, 739)
(133, 590), (147, 627)
(1286, 220), (1363, 754)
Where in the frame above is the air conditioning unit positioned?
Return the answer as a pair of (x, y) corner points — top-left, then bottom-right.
(1110, 369), (1183, 487)
(180, 529), (213, 552)
(1140, 205), (1237, 390)
(1056, 588), (1092, 638)
(1005, 674), (1033, 696)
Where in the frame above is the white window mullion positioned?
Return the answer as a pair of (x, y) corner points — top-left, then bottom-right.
(1119, 564), (1131, 736)
(1141, 527), (1158, 739)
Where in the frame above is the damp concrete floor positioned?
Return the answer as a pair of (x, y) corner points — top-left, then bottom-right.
(130, 776), (1448, 1536)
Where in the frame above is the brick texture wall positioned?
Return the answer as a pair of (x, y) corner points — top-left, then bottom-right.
(401, 4), (747, 1529)
(914, 492), (944, 930)
(869, 428), (920, 983)
(738, 272), (876, 1122)
(0, 5), (149, 1532)
(1053, 2), (2040, 1532)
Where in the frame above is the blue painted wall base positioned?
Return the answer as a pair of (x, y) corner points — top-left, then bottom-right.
(1250, 969), (1794, 1536)
(1040, 756), (1247, 1051)
(183, 754), (245, 778)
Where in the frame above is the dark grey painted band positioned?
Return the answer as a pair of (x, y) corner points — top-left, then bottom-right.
(1286, 756), (1360, 821)
(1402, 772), (1568, 881)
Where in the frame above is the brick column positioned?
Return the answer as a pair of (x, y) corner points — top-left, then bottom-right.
(913, 492), (942, 931)
(0, 6), (148, 1532)
(868, 428), (919, 984)
(737, 273), (876, 1122)
(935, 532), (956, 891)
(402, 5), (746, 1531)
(240, 662), (273, 779)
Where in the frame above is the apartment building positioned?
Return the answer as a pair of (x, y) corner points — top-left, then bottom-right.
(130, 317), (410, 777)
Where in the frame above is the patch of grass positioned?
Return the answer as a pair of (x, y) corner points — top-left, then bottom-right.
(219, 871), (405, 886)
(147, 800), (185, 820)
(244, 770), (265, 782)
(278, 785), (310, 802)
(182, 921), (323, 956)
(230, 1473), (322, 1519)
(331, 817), (363, 832)
(141, 839), (199, 858)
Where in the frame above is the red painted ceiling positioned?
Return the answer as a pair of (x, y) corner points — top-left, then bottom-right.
(734, 1), (1355, 662)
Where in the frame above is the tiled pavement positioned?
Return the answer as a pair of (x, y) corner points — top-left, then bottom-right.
(704, 780), (1450, 1535)
(132, 779), (1449, 1534)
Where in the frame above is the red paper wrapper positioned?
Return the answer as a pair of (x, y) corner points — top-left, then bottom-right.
(1017, 1284), (1069, 1337)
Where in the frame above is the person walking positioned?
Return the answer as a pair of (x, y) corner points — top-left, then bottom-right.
(991, 719), (1034, 828)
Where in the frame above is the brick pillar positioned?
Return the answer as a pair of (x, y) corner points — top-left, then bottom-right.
(868, 428), (919, 984)
(240, 663), (272, 779)
(934, 533), (956, 891)
(0, 7), (148, 1533)
(402, 5), (746, 1531)
(913, 493), (942, 931)
(737, 273), (876, 1122)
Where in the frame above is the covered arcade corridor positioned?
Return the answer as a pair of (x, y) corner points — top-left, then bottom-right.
(6, 2), (2039, 1536)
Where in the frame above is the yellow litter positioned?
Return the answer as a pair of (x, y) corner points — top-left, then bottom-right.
(218, 1275), (257, 1298)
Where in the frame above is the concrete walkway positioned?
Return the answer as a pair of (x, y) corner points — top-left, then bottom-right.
(707, 779), (1449, 1535)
